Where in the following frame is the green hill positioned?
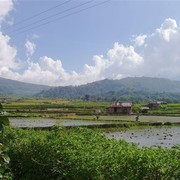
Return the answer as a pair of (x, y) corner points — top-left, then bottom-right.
(36, 77), (180, 102)
(0, 77), (50, 97)
(1, 76), (180, 102)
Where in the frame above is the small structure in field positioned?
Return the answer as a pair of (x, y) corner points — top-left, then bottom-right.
(147, 101), (162, 110)
(107, 101), (132, 115)
(95, 109), (101, 120)
(140, 107), (150, 113)
(1, 99), (8, 104)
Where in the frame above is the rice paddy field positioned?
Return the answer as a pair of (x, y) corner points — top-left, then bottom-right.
(1, 98), (180, 148)
(1, 98), (180, 115)
(2, 98), (180, 124)
(0, 98), (180, 179)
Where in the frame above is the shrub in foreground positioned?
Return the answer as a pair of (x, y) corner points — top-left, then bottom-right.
(2, 127), (180, 180)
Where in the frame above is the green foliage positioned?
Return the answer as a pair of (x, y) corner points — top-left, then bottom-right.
(3, 99), (109, 117)
(0, 112), (12, 179)
(0, 143), (12, 179)
(2, 127), (180, 180)
(0, 117), (10, 127)
(148, 103), (180, 116)
(2, 76), (180, 103)
(0, 77), (50, 97)
(0, 117), (10, 135)
(0, 104), (3, 110)
(4, 97), (180, 117)
(132, 104), (142, 113)
(36, 77), (180, 103)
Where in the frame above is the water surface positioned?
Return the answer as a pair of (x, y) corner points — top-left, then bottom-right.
(9, 117), (117, 127)
(106, 127), (180, 148)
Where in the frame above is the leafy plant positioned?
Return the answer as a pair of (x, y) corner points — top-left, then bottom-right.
(0, 117), (10, 135)
(0, 143), (12, 179)
(2, 127), (180, 180)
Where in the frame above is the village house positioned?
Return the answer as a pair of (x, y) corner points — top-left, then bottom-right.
(107, 101), (132, 115)
(147, 101), (164, 110)
(1, 98), (8, 104)
(148, 101), (168, 110)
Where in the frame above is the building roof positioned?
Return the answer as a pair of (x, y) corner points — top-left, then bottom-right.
(111, 101), (132, 108)
(141, 107), (150, 110)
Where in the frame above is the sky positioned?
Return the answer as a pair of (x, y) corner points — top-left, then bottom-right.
(1, 0), (180, 86)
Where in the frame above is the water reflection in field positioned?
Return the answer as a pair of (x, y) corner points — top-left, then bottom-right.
(106, 127), (180, 148)
(9, 118), (180, 148)
(9, 118), (116, 127)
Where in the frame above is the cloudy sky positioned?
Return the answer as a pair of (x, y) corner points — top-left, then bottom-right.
(1, 0), (180, 86)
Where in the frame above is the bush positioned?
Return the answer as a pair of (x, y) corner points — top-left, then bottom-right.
(0, 104), (3, 110)
(0, 143), (12, 179)
(2, 127), (180, 180)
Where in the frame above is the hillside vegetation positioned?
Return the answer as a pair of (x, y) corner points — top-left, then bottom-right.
(36, 77), (180, 103)
(2, 76), (180, 103)
(0, 77), (50, 97)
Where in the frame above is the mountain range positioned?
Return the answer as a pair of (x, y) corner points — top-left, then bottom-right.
(36, 77), (180, 102)
(1, 76), (180, 102)
(0, 77), (50, 97)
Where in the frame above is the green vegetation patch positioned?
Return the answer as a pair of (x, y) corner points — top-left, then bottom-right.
(2, 127), (180, 180)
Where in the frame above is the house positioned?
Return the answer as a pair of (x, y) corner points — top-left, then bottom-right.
(147, 102), (161, 110)
(107, 101), (132, 115)
(1, 99), (8, 103)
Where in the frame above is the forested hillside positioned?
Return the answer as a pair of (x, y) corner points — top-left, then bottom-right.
(0, 77), (50, 97)
(1, 76), (180, 102)
(36, 77), (180, 102)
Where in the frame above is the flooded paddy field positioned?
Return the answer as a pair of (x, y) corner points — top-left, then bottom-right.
(98, 115), (180, 123)
(106, 126), (180, 148)
(9, 117), (119, 128)
(9, 115), (180, 148)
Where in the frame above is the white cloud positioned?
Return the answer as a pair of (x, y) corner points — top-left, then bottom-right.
(140, 18), (180, 79)
(0, 0), (17, 79)
(25, 40), (36, 57)
(16, 56), (71, 86)
(157, 18), (177, 41)
(0, 32), (17, 69)
(83, 43), (143, 81)
(134, 35), (147, 46)
(0, 0), (14, 23)
(2, 17), (180, 86)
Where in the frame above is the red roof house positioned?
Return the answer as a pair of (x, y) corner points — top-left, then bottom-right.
(107, 101), (132, 115)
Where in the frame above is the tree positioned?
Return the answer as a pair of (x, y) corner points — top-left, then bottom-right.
(84, 94), (90, 101)
(0, 103), (3, 110)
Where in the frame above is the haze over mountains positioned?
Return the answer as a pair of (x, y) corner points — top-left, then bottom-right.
(1, 76), (180, 102)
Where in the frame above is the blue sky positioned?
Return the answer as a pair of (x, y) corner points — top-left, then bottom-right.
(1, 0), (180, 86)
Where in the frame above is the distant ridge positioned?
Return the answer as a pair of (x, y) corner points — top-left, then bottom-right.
(0, 77), (50, 97)
(1, 76), (180, 102)
(36, 77), (180, 102)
